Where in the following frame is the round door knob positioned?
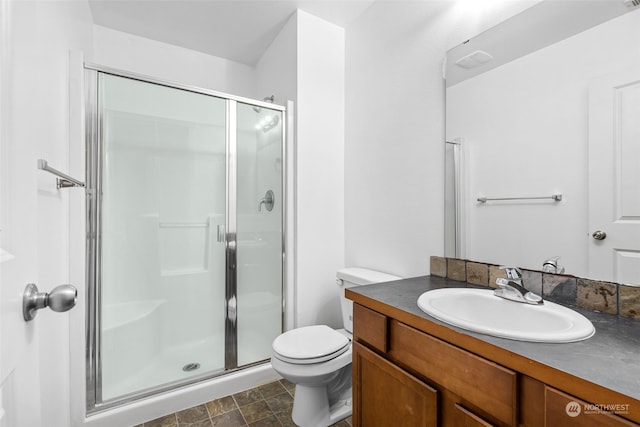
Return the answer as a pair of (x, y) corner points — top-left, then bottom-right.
(23, 283), (77, 321)
(592, 230), (607, 240)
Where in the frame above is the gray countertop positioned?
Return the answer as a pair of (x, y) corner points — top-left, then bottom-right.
(348, 275), (640, 402)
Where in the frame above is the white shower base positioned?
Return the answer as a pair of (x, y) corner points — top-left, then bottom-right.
(101, 295), (279, 401)
(102, 336), (274, 401)
(102, 336), (225, 401)
(85, 362), (280, 427)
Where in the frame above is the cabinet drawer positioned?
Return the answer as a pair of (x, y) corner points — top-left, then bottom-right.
(353, 303), (388, 352)
(389, 320), (516, 426)
(545, 387), (638, 427)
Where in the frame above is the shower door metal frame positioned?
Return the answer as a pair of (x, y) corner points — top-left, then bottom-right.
(83, 63), (287, 414)
(225, 100), (238, 370)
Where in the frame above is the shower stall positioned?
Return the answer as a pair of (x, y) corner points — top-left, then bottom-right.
(84, 66), (285, 411)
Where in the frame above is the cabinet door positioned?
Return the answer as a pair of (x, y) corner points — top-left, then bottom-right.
(546, 387), (638, 427)
(454, 403), (495, 427)
(352, 341), (437, 427)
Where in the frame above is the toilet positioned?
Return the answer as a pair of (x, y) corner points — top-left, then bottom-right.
(271, 268), (401, 427)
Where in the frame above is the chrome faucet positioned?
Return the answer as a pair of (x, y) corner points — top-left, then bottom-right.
(494, 267), (543, 305)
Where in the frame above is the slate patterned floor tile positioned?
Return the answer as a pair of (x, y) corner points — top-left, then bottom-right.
(141, 380), (352, 427)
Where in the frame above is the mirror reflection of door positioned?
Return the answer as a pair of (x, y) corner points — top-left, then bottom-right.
(588, 71), (640, 285)
(445, 3), (640, 283)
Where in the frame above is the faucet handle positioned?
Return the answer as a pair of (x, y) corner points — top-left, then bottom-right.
(499, 266), (522, 280)
(542, 256), (565, 274)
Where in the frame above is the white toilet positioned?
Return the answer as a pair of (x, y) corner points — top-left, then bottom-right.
(271, 268), (401, 427)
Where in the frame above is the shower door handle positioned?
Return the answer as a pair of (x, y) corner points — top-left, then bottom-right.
(217, 224), (226, 243)
(227, 295), (237, 324)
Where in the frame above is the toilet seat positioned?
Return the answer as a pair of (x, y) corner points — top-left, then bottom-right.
(272, 325), (350, 365)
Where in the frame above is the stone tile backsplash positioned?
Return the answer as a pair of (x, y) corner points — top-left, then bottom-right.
(577, 279), (618, 315)
(619, 285), (640, 320)
(430, 256), (640, 321)
(542, 274), (577, 307)
(466, 262), (488, 286)
(446, 258), (466, 282)
(429, 256), (447, 278)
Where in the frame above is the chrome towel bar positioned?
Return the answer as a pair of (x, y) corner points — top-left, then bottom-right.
(477, 194), (562, 203)
(37, 159), (85, 189)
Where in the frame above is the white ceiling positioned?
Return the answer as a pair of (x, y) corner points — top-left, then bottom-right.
(88, 0), (376, 65)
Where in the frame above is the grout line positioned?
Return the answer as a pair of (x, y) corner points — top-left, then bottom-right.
(204, 401), (214, 426)
(234, 395), (250, 427)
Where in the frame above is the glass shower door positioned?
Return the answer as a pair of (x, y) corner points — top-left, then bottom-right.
(98, 74), (228, 401)
(236, 103), (283, 366)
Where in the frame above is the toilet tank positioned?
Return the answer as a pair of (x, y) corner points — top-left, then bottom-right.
(336, 267), (401, 333)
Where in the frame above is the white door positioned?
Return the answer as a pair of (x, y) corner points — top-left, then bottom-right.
(588, 71), (640, 286)
(0, 167), (42, 427)
(0, 0), (43, 424)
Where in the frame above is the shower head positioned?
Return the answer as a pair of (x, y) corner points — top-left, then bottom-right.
(252, 95), (275, 113)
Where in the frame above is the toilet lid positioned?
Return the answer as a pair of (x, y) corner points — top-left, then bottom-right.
(272, 325), (350, 362)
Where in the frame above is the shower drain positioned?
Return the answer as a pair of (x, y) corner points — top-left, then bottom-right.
(182, 362), (201, 372)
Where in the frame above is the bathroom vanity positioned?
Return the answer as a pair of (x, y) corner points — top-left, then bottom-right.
(346, 276), (640, 426)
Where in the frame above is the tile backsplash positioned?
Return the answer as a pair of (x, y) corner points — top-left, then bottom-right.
(430, 256), (640, 321)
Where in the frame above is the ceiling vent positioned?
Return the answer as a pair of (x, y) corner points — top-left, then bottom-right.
(454, 50), (493, 69)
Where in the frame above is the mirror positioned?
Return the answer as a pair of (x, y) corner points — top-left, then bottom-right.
(445, 0), (640, 285)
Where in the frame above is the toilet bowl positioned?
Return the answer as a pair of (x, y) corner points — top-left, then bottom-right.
(271, 268), (401, 427)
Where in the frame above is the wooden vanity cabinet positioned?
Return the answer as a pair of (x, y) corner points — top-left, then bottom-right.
(352, 303), (639, 427)
(352, 304), (508, 426)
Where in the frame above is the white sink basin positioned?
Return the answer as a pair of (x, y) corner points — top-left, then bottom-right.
(417, 288), (595, 343)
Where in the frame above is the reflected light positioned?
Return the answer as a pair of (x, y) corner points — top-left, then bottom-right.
(450, 0), (542, 38)
(255, 115), (280, 133)
(456, 0), (506, 15)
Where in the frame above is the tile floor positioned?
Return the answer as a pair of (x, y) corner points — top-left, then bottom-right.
(137, 379), (352, 427)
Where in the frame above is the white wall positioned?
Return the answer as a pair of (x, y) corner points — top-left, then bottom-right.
(255, 10), (346, 329)
(447, 10), (640, 277)
(255, 13), (297, 329)
(344, 0), (540, 279)
(93, 25), (257, 98)
(255, 13), (297, 108)
(295, 11), (346, 328)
